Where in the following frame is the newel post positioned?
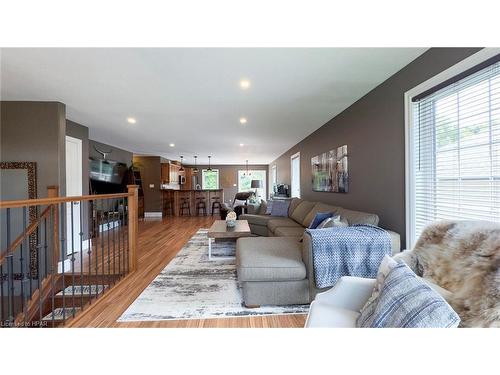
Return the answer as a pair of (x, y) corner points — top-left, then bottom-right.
(127, 185), (139, 272)
(47, 186), (60, 264)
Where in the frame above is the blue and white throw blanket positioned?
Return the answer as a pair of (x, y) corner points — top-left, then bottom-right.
(306, 225), (391, 288)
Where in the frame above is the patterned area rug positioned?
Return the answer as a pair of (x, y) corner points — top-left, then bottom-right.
(118, 229), (309, 321)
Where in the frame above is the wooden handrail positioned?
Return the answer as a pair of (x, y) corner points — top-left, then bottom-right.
(0, 205), (52, 264)
(0, 192), (132, 209)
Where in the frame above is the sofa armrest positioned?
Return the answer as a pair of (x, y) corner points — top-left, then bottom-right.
(314, 276), (376, 311)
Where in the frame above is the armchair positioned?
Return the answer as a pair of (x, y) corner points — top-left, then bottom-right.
(305, 276), (375, 328)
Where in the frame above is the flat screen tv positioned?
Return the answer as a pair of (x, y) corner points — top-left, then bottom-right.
(89, 158), (127, 185)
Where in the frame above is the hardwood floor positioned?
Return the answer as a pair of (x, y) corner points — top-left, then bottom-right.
(67, 216), (307, 328)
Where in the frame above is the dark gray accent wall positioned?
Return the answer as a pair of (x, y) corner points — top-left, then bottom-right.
(66, 120), (90, 196)
(1, 101), (67, 197)
(133, 155), (162, 213)
(269, 48), (482, 247)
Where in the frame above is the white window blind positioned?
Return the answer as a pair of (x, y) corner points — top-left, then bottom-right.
(411, 59), (500, 244)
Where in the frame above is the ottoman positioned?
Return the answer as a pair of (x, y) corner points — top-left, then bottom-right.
(236, 237), (310, 306)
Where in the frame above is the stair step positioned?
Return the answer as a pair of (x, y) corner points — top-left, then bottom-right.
(56, 285), (108, 296)
(42, 307), (81, 321)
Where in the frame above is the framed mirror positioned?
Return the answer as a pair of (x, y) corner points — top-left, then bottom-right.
(0, 162), (38, 277)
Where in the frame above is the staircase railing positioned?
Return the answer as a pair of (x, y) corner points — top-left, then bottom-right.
(0, 185), (139, 327)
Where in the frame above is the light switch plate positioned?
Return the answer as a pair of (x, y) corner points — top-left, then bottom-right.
(149, 184), (155, 188)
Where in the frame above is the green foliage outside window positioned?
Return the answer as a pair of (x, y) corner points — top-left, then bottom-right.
(202, 170), (219, 189)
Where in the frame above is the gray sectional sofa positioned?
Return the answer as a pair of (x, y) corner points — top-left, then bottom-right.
(236, 198), (401, 307)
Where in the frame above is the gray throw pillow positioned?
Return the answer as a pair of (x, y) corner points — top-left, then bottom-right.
(258, 201), (268, 215)
(357, 261), (460, 328)
(270, 199), (291, 217)
(265, 200), (274, 215)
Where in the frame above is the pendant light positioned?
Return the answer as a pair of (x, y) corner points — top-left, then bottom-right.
(207, 156), (212, 172)
(179, 156), (184, 172)
(193, 155), (199, 173)
(243, 159), (251, 176)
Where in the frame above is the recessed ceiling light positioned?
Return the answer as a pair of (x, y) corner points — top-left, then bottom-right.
(127, 117), (137, 124)
(239, 143), (244, 147)
(240, 79), (251, 89)
(239, 117), (247, 124)
(169, 143), (175, 147)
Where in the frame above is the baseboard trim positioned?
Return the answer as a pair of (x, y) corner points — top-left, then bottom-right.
(144, 212), (163, 218)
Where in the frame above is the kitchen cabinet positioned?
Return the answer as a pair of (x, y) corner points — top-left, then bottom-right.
(161, 162), (181, 184)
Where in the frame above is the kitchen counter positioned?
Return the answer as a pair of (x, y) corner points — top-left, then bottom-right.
(161, 189), (224, 216)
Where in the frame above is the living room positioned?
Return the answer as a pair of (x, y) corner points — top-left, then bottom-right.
(1, 2), (498, 374)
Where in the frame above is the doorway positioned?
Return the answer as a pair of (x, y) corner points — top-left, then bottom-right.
(65, 136), (83, 254)
(290, 152), (301, 198)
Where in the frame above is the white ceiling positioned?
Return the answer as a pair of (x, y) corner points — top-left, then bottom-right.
(1, 48), (426, 164)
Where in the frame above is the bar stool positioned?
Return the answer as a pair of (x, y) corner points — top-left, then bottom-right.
(195, 196), (207, 216)
(211, 196), (222, 216)
(179, 196), (191, 216)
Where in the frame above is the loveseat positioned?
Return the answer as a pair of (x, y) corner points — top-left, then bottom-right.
(236, 198), (401, 306)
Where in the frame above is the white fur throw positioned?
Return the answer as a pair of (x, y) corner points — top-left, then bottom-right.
(394, 221), (500, 328)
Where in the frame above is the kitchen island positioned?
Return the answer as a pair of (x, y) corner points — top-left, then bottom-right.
(161, 189), (224, 216)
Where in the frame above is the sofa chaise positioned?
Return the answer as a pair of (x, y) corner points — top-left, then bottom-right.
(236, 198), (401, 307)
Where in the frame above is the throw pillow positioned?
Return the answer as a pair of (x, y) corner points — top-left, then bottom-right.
(358, 255), (398, 322)
(316, 215), (348, 229)
(357, 261), (461, 328)
(308, 212), (334, 229)
(258, 201), (268, 215)
(270, 199), (291, 217)
(265, 200), (274, 215)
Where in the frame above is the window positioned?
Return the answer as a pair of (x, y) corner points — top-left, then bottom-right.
(201, 169), (219, 190)
(291, 152), (301, 198)
(238, 170), (267, 198)
(409, 59), (500, 245)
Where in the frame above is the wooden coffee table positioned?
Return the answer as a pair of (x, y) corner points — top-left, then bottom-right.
(207, 220), (252, 261)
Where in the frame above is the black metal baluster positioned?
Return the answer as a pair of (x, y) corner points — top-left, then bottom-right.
(106, 199), (111, 288)
(112, 201), (117, 284)
(35, 224), (41, 327)
(43, 216), (48, 282)
(89, 200), (93, 302)
(20, 207), (26, 322)
(79, 200), (84, 309)
(39, 217), (47, 325)
(60, 203), (66, 324)
(125, 197), (129, 274)
(100, 199), (105, 297)
(50, 206), (56, 327)
(118, 198), (122, 277)
(7, 255), (14, 326)
(1, 264), (4, 326)
(70, 202), (76, 318)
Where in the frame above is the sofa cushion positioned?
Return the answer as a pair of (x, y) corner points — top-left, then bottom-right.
(288, 198), (303, 217)
(239, 214), (275, 227)
(236, 237), (306, 281)
(267, 218), (302, 232)
(302, 202), (338, 227)
(335, 207), (379, 226)
(274, 226), (305, 237)
(290, 201), (316, 224)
